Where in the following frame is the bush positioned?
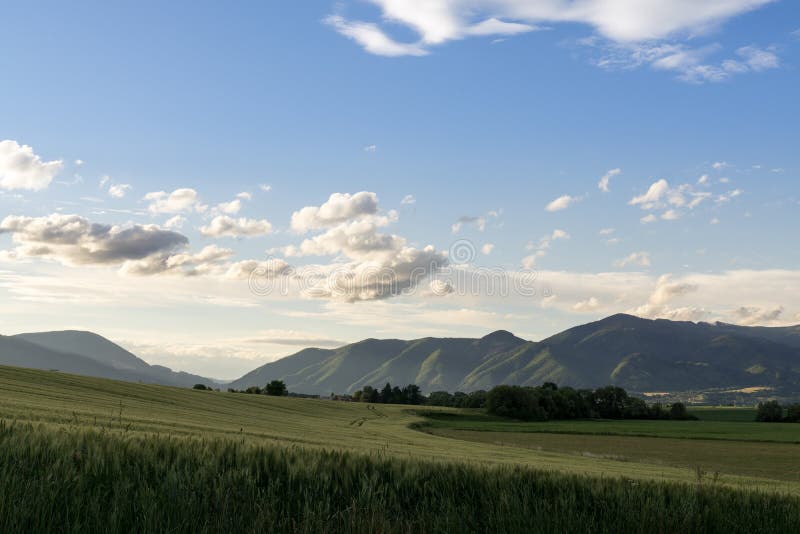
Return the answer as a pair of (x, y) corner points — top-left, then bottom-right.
(192, 384), (208, 390)
(265, 380), (288, 396)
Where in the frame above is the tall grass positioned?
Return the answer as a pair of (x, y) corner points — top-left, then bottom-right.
(1, 422), (798, 533)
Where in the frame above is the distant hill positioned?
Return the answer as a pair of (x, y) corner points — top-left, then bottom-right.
(2, 331), (213, 387)
(230, 314), (800, 395)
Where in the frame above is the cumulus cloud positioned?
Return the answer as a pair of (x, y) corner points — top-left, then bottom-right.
(598, 168), (621, 192)
(291, 191), (379, 233)
(200, 216), (273, 238)
(401, 194), (416, 205)
(545, 194), (579, 212)
(144, 188), (207, 214)
(615, 251), (651, 268)
(481, 243), (495, 255)
(451, 210), (500, 233)
(630, 274), (707, 321)
(0, 140), (63, 191)
(108, 184), (132, 199)
(214, 199), (242, 215)
(733, 305), (784, 326)
(0, 213), (188, 267)
(629, 179), (669, 209)
(284, 192), (446, 301)
(327, 1), (773, 62)
(164, 215), (186, 229)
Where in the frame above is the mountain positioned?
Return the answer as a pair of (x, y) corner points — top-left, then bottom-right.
(2, 331), (213, 387)
(229, 331), (528, 394)
(231, 314), (800, 395)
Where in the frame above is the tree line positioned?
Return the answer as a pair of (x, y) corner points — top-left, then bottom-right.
(485, 383), (695, 421)
(351, 383), (423, 405)
(756, 401), (800, 422)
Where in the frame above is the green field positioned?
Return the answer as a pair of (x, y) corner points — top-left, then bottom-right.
(1, 365), (800, 531)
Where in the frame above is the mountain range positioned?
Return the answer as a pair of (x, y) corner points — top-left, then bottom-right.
(0, 331), (211, 387)
(3, 314), (800, 395)
(230, 314), (800, 394)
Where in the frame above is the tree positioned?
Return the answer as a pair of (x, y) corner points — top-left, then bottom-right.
(380, 383), (393, 404)
(785, 404), (800, 423)
(756, 400), (783, 422)
(591, 386), (629, 419)
(486, 385), (546, 421)
(265, 380), (287, 396)
(192, 384), (208, 390)
(427, 391), (453, 406)
(402, 384), (422, 405)
(668, 402), (692, 420)
(245, 386), (262, 395)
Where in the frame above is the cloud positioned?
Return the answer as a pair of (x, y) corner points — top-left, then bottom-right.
(599, 228), (615, 236)
(324, 15), (429, 57)
(108, 184), (132, 199)
(214, 199), (242, 215)
(629, 179), (669, 209)
(590, 40), (779, 83)
(545, 194), (579, 212)
(401, 194), (416, 205)
(640, 214), (658, 224)
(199, 216), (273, 238)
(615, 251), (651, 268)
(630, 274), (706, 321)
(598, 168), (621, 192)
(120, 244), (236, 277)
(733, 305), (784, 326)
(573, 296), (601, 312)
(144, 188), (207, 214)
(291, 191), (379, 233)
(236, 192), (252, 201)
(481, 243), (495, 255)
(0, 140), (63, 191)
(451, 210), (499, 233)
(522, 228), (569, 268)
(242, 330), (346, 348)
(259, 184), (272, 192)
(327, 1), (773, 58)
(164, 215), (186, 229)
(0, 213), (188, 267)
(712, 161), (728, 170)
(363, 144), (377, 152)
(284, 193), (446, 301)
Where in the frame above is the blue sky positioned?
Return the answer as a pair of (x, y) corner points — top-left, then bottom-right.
(1, 1), (798, 378)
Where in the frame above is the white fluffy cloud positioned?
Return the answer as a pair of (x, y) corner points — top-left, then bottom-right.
(200, 216), (273, 238)
(144, 188), (207, 214)
(328, 1), (773, 57)
(597, 168), (621, 192)
(291, 191), (379, 233)
(0, 140), (63, 191)
(284, 192), (446, 301)
(108, 184), (132, 199)
(545, 194), (579, 212)
(615, 251), (651, 268)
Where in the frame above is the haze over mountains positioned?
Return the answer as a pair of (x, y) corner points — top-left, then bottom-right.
(3, 314), (800, 395)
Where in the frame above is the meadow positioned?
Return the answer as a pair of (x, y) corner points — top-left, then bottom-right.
(1, 365), (800, 532)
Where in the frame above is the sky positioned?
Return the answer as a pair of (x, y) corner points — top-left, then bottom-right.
(1, 0), (799, 379)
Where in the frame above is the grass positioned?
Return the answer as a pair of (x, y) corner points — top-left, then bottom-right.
(2, 365), (800, 531)
(3, 421), (799, 533)
(417, 410), (800, 443)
